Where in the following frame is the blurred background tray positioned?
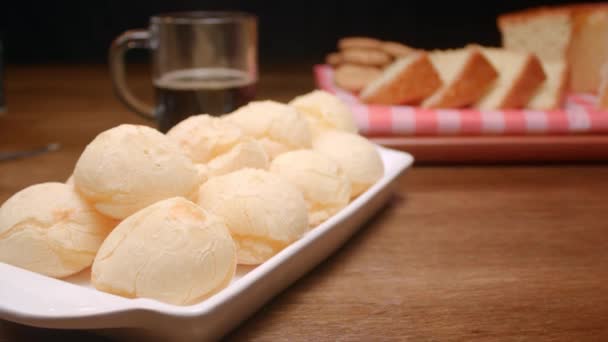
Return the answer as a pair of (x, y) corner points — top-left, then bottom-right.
(371, 135), (608, 164)
(315, 64), (608, 163)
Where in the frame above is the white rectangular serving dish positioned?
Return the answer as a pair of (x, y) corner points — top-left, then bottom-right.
(0, 146), (414, 341)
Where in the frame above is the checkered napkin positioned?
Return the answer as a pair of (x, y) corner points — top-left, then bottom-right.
(314, 64), (608, 136)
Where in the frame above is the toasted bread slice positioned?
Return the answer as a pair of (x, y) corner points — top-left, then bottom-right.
(527, 60), (569, 110)
(568, 8), (608, 93)
(473, 46), (546, 110)
(360, 52), (442, 105)
(422, 47), (498, 108)
(597, 61), (608, 109)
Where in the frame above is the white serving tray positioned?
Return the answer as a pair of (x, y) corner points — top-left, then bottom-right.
(0, 146), (414, 341)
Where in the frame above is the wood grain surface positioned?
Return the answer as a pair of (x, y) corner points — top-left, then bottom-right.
(1, 65), (608, 341)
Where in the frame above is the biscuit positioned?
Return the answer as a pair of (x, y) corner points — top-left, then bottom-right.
(166, 114), (244, 164)
(334, 64), (382, 92)
(341, 49), (392, 67)
(381, 41), (415, 58)
(0, 182), (115, 278)
(197, 169), (308, 265)
(91, 197), (236, 305)
(338, 37), (383, 50)
(270, 150), (351, 227)
(73, 124), (201, 219)
(166, 114), (269, 178)
(289, 90), (358, 135)
(313, 131), (384, 198)
(224, 100), (312, 159)
(325, 52), (343, 67)
(206, 139), (269, 177)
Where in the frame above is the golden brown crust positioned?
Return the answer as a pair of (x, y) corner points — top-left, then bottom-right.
(423, 49), (498, 109)
(381, 41), (415, 58)
(599, 89), (608, 110)
(500, 54), (547, 109)
(360, 52), (442, 105)
(597, 62), (608, 109)
(568, 9), (608, 93)
(571, 3), (608, 16)
(325, 52), (343, 67)
(526, 62), (569, 110)
(338, 37), (383, 50)
(334, 64), (382, 92)
(549, 64), (570, 110)
(340, 49), (392, 67)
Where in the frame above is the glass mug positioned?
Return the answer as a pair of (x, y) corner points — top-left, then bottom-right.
(110, 11), (257, 132)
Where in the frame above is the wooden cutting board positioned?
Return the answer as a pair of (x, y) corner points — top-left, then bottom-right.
(371, 135), (608, 164)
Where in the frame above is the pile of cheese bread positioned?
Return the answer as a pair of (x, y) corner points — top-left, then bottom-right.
(0, 90), (384, 306)
(327, 3), (608, 110)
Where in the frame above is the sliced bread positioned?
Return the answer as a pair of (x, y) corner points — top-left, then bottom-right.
(527, 60), (569, 110)
(568, 7), (608, 93)
(498, 4), (608, 93)
(360, 52), (442, 105)
(597, 61), (608, 109)
(473, 47), (546, 110)
(422, 47), (498, 109)
(498, 7), (572, 62)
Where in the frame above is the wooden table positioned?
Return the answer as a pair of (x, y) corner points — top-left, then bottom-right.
(1, 65), (608, 341)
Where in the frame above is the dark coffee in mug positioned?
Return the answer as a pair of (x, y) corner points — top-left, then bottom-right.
(110, 12), (258, 132)
(153, 68), (256, 132)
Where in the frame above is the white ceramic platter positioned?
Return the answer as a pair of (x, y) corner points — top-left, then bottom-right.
(0, 146), (414, 341)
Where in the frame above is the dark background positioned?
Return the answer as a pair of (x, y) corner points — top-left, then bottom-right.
(0, 0), (604, 65)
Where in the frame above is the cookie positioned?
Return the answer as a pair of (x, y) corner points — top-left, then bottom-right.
(325, 52), (343, 67)
(381, 41), (415, 58)
(341, 49), (392, 67)
(338, 37), (383, 50)
(334, 64), (382, 92)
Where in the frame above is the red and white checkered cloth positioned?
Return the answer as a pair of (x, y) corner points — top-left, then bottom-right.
(314, 64), (608, 136)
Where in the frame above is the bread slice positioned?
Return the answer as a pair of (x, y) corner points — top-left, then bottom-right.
(360, 52), (442, 105)
(568, 7), (608, 93)
(597, 61), (608, 109)
(498, 4), (608, 93)
(498, 7), (572, 62)
(422, 47), (498, 109)
(527, 60), (569, 110)
(473, 47), (546, 110)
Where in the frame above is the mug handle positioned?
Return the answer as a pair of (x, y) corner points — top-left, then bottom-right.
(109, 29), (155, 120)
